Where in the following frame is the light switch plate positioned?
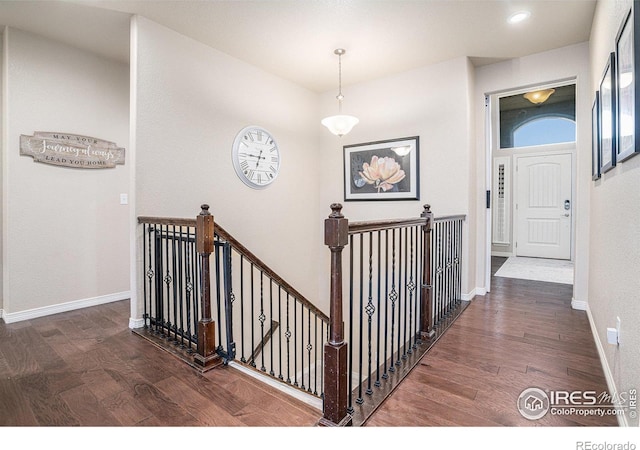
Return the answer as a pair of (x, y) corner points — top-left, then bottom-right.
(120, 193), (128, 205)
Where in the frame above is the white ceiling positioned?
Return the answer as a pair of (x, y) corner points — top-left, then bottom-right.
(0, 0), (597, 93)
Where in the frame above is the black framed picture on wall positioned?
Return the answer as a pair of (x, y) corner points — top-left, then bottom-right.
(343, 136), (420, 201)
(592, 91), (601, 181)
(599, 52), (617, 174)
(615, 2), (640, 162)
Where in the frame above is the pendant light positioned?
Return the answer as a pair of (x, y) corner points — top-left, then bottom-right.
(321, 48), (359, 137)
(523, 88), (555, 104)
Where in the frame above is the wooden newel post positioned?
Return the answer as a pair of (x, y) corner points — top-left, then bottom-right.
(319, 203), (352, 427)
(194, 204), (221, 370)
(420, 204), (436, 340)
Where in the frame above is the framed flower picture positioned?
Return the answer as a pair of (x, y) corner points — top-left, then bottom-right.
(343, 136), (419, 201)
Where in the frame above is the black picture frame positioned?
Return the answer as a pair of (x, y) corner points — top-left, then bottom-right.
(592, 91), (601, 181)
(599, 52), (617, 174)
(615, 2), (640, 163)
(343, 136), (420, 201)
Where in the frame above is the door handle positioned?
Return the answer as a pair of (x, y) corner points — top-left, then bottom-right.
(563, 213), (570, 217)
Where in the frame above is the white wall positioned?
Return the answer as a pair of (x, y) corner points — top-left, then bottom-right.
(318, 56), (478, 306)
(0, 28), (4, 313)
(474, 43), (592, 302)
(2, 27), (130, 320)
(131, 17), (321, 318)
(588, 0), (640, 427)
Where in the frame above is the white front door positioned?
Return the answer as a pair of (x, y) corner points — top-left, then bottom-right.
(515, 153), (572, 260)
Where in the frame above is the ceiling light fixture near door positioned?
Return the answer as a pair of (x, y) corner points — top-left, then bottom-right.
(524, 88), (555, 104)
(321, 48), (359, 137)
(508, 11), (530, 24)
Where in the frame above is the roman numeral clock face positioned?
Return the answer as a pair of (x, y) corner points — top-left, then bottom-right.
(232, 126), (280, 189)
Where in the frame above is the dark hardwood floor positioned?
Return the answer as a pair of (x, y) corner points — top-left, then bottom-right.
(366, 257), (617, 426)
(0, 301), (321, 426)
(0, 257), (617, 427)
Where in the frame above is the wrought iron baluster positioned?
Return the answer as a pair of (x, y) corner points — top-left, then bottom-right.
(436, 221), (443, 322)
(164, 224), (171, 337)
(375, 229), (382, 388)
(270, 279), (275, 376)
(347, 233), (354, 414)
(300, 300), (305, 391)
(382, 229), (389, 380)
(389, 228), (397, 373)
(178, 226), (185, 347)
(445, 220), (453, 316)
(402, 227), (408, 360)
(429, 222), (434, 327)
(192, 230), (200, 344)
(185, 227), (193, 352)
(408, 226), (415, 352)
(314, 313), (318, 395)
(155, 225), (164, 335)
(215, 241), (223, 351)
(356, 233), (364, 405)
(240, 255), (246, 362)
(365, 231), (375, 396)
(320, 320), (325, 397)
(250, 263), (256, 368)
(260, 270), (266, 372)
(223, 242), (235, 361)
(307, 307), (312, 393)
(397, 227), (403, 366)
(171, 225), (178, 342)
(143, 224), (150, 329)
(457, 219), (463, 304)
(417, 225), (421, 343)
(285, 292), (291, 384)
(278, 287), (283, 380)
(293, 295), (298, 387)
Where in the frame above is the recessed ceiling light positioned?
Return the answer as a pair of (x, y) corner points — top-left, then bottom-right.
(508, 11), (531, 24)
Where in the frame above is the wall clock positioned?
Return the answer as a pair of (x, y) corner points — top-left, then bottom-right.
(231, 126), (280, 189)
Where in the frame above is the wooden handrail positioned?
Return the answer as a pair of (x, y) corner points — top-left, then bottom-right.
(348, 214), (466, 235)
(348, 217), (426, 234)
(434, 214), (467, 222)
(214, 222), (328, 322)
(138, 216), (196, 227)
(137, 214), (328, 323)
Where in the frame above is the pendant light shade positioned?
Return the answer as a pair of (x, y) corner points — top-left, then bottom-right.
(523, 88), (555, 104)
(321, 114), (359, 137)
(322, 48), (359, 137)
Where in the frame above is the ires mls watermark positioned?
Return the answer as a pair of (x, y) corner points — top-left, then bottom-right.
(517, 387), (637, 420)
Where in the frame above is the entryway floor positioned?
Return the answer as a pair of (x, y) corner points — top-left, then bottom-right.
(494, 256), (574, 285)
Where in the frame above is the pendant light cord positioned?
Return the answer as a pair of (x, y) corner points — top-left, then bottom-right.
(337, 51), (343, 113)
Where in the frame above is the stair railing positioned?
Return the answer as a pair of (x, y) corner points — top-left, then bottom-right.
(137, 203), (465, 425)
(320, 203), (466, 426)
(137, 205), (329, 397)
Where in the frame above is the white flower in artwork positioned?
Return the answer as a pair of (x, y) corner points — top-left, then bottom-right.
(359, 156), (406, 193)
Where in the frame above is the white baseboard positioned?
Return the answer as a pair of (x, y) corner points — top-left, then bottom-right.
(571, 298), (588, 311)
(461, 287), (486, 301)
(2, 291), (130, 324)
(129, 317), (145, 329)
(585, 304), (627, 427)
(229, 361), (323, 411)
(491, 251), (514, 258)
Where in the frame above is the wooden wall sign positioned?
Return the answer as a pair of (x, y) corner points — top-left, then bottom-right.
(20, 132), (125, 169)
